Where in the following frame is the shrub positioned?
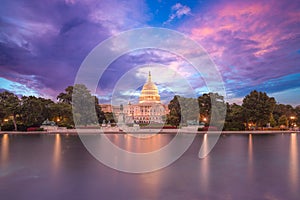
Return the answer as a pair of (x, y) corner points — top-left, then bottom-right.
(17, 124), (28, 131)
(198, 126), (218, 131)
(27, 127), (44, 131)
(1, 124), (15, 131)
(223, 122), (245, 131)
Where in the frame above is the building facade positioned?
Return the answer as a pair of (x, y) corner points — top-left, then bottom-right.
(100, 72), (169, 124)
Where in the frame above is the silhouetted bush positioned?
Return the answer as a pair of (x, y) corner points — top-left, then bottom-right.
(27, 127), (44, 131)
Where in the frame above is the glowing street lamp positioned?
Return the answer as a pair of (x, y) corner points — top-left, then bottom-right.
(290, 116), (296, 128)
(3, 119), (9, 122)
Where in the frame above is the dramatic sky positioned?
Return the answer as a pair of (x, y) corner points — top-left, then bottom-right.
(0, 0), (300, 105)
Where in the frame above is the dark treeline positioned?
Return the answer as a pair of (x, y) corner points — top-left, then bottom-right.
(167, 90), (300, 130)
(1, 86), (299, 131)
(0, 84), (105, 131)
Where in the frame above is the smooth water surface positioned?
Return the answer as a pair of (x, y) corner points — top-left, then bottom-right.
(0, 133), (299, 200)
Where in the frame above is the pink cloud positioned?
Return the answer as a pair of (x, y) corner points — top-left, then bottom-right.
(180, 0), (300, 97)
(165, 3), (191, 24)
(189, 1), (277, 56)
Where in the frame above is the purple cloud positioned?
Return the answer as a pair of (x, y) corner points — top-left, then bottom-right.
(0, 0), (148, 99)
(0, 0), (299, 106)
(181, 0), (300, 101)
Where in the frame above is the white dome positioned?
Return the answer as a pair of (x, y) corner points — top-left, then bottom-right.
(139, 71), (161, 103)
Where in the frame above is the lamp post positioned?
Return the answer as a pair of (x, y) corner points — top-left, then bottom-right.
(290, 116), (296, 129)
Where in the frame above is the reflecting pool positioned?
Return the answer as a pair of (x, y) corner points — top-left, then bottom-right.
(0, 133), (299, 200)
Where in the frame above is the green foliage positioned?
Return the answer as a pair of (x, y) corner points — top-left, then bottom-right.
(166, 95), (181, 127)
(1, 123), (27, 131)
(20, 96), (54, 127)
(278, 115), (288, 126)
(224, 103), (245, 131)
(166, 93), (226, 129)
(296, 105), (300, 126)
(57, 86), (73, 104)
(269, 113), (276, 127)
(57, 85), (105, 126)
(104, 112), (116, 123)
(0, 91), (21, 131)
(198, 93), (226, 129)
(242, 90), (276, 128)
(178, 96), (199, 123)
(50, 102), (74, 127)
(94, 96), (106, 124)
(1, 86), (299, 131)
(1, 123), (16, 131)
(166, 95), (196, 127)
(273, 104), (295, 125)
(0, 84), (106, 129)
(198, 93), (211, 121)
(72, 84), (100, 126)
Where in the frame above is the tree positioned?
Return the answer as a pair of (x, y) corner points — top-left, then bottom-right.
(0, 100), (5, 121)
(179, 97), (199, 124)
(242, 90), (276, 128)
(167, 95), (202, 127)
(104, 112), (116, 124)
(72, 84), (98, 126)
(224, 103), (245, 131)
(198, 93), (226, 128)
(57, 86), (73, 104)
(278, 115), (288, 127)
(94, 96), (106, 124)
(167, 95), (181, 127)
(198, 93), (211, 122)
(273, 104), (295, 125)
(57, 85), (105, 127)
(269, 113), (276, 127)
(50, 102), (74, 127)
(20, 96), (54, 127)
(296, 105), (300, 126)
(0, 91), (21, 131)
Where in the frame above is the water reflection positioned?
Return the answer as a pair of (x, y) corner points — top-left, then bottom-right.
(200, 134), (209, 190)
(108, 133), (169, 153)
(53, 134), (61, 174)
(289, 133), (298, 194)
(139, 167), (163, 199)
(1, 134), (9, 165)
(248, 134), (253, 178)
(123, 134), (166, 167)
(2, 133), (300, 199)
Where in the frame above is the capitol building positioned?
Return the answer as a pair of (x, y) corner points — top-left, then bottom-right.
(100, 72), (169, 124)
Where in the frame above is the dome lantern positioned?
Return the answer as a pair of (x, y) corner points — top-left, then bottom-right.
(139, 71), (161, 104)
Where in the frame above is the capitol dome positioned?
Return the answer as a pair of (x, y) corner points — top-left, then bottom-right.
(139, 71), (161, 103)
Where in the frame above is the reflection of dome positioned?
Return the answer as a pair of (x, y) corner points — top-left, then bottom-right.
(139, 71), (161, 103)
